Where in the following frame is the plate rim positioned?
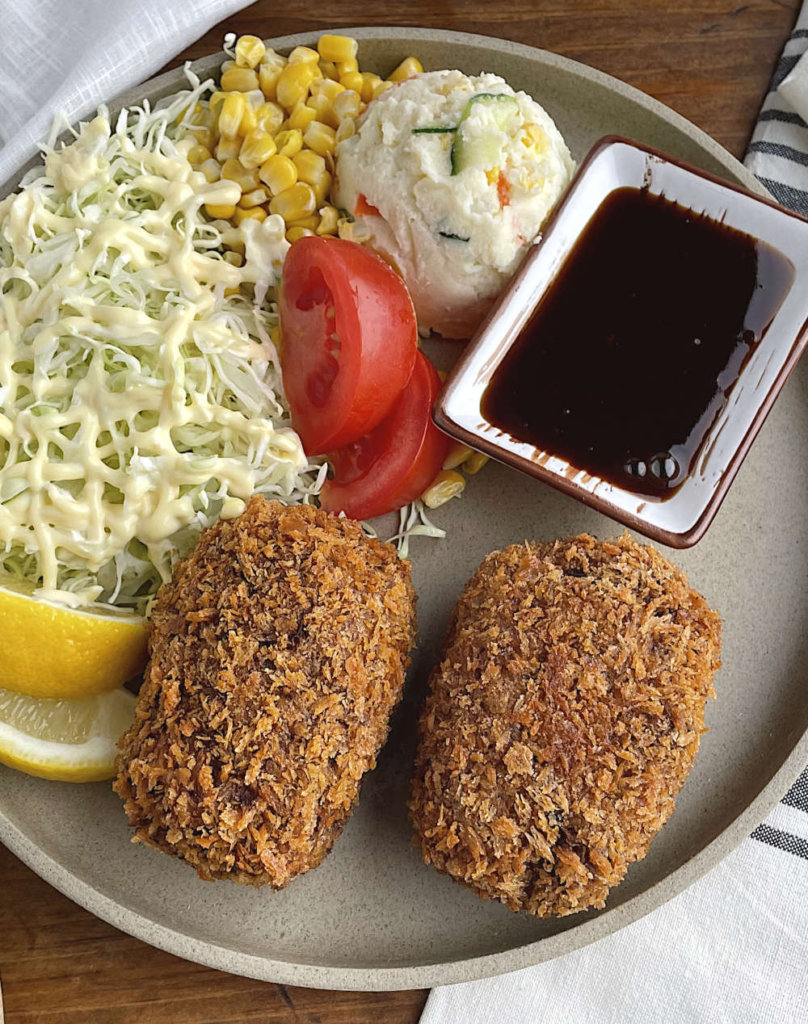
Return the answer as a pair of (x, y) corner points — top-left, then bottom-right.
(1, 24), (805, 993)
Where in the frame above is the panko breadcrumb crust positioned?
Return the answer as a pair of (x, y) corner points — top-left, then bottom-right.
(409, 534), (722, 917)
(114, 497), (416, 887)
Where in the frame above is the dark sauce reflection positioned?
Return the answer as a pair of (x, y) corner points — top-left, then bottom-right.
(481, 187), (795, 498)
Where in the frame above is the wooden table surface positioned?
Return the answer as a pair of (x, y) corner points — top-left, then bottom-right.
(0, 0), (800, 1021)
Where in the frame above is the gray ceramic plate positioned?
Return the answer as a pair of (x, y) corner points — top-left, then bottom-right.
(1, 26), (807, 993)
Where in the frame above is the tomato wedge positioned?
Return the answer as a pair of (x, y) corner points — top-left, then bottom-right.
(320, 351), (451, 520)
(279, 236), (417, 455)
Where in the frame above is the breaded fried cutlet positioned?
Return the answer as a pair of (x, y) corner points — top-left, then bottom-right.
(114, 497), (416, 887)
(409, 533), (721, 917)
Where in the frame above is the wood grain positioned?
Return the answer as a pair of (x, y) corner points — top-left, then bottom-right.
(0, 1), (799, 1021)
(0, 843), (425, 1022)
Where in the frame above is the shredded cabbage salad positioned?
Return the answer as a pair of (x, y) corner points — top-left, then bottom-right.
(0, 76), (327, 613)
(0, 67), (449, 615)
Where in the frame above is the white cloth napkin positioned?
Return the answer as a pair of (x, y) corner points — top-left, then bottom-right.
(0, 0), (247, 188)
(423, 8), (808, 1022)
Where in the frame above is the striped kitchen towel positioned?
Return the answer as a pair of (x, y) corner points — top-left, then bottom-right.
(421, 12), (808, 1024)
(745, 2), (808, 215)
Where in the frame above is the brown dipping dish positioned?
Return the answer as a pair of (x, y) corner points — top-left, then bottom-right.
(435, 136), (808, 547)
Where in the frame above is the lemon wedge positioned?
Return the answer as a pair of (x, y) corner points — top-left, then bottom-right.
(0, 687), (136, 782)
(0, 578), (146, 698)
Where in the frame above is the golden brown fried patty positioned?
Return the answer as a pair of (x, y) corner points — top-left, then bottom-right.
(115, 497), (416, 887)
(409, 534), (721, 917)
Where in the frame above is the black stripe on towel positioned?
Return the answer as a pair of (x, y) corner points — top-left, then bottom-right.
(792, 29), (808, 39)
(782, 767), (808, 814)
(755, 176), (808, 216)
(772, 54), (802, 90)
(747, 141), (808, 166)
(758, 109), (807, 127)
(751, 823), (808, 860)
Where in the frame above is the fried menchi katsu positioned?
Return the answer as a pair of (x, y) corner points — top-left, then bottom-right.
(115, 497), (416, 887)
(409, 534), (721, 917)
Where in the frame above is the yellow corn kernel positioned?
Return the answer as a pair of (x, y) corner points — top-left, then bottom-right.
(336, 118), (356, 144)
(333, 89), (361, 122)
(288, 213), (320, 232)
(373, 79), (394, 99)
(258, 55), (286, 99)
(319, 60), (339, 81)
(317, 204), (339, 235)
(422, 470), (465, 509)
(289, 45), (320, 65)
(339, 70), (364, 94)
(198, 158), (222, 183)
(463, 452), (489, 475)
(276, 63), (316, 110)
(244, 88), (266, 109)
(239, 129), (277, 169)
(317, 34), (358, 64)
(218, 92), (247, 137)
(234, 205), (268, 226)
(239, 186), (270, 208)
(388, 56), (423, 83)
(205, 203), (237, 220)
(237, 104), (258, 136)
(235, 34), (266, 69)
(269, 181), (317, 222)
(221, 157), (260, 191)
(215, 136), (242, 162)
(521, 123), (548, 151)
(286, 226), (315, 243)
(284, 102), (317, 132)
(443, 442), (473, 471)
(360, 73), (382, 103)
(223, 249), (245, 267)
(259, 154), (298, 194)
(311, 78), (345, 102)
(303, 121), (336, 157)
(221, 66), (261, 93)
(187, 125), (215, 150)
(253, 101), (283, 134)
(187, 144), (212, 165)
(313, 171), (333, 203)
(275, 128), (303, 158)
(209, 90), (228, 110)
(306, 94), (340, 130)
(337, 217), (371, 243)
(293, 149), (326, 183)
(336, 57), (359, 76)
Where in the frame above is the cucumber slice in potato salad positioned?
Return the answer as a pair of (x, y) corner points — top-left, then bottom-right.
(450, 93), (520, 174)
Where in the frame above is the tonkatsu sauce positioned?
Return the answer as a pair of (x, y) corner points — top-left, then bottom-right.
(481, 186), (794, 498)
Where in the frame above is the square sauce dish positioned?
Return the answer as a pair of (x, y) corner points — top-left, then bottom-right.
(434, 136), (808, 547)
